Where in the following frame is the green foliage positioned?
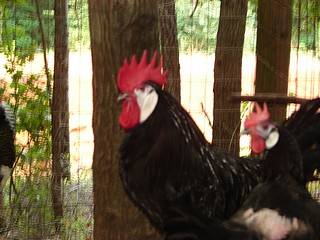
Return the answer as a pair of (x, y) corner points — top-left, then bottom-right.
(1, 1), (53, 238)
(68, 0), (90, 51)
(176, 0), (319, 55)
(0, 1), (92, 238)
(0, 53), (93, 239)
(1, 0), (52, 167)
(2, 0), (318, 56)
(241, 101), (250, 116)
(0, 37), (53, 237)
(2, 0), (40, 62)
(292, 0), (319, 53)
(175, 0), (220, 53)
(175, 0), (260, 54)
(1, 0), (90, 54)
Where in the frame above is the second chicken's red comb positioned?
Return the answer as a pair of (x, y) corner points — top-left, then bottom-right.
(244, 102), (270, 128)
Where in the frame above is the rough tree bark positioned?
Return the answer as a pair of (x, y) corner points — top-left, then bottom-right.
(88, 0), (161, 239)
(51, 0), (69, 231)
(213, 0), (248, 156)
(255, 0), (293, 122)
(159, 0), (181, 101)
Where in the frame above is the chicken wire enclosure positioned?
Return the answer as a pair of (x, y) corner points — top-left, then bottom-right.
(178, 1), (320, 145)
(177, 0), (259, 143)
(0, 0), (319, 239)
(176, 0), (320, 199)
(0, 0), (93, 239)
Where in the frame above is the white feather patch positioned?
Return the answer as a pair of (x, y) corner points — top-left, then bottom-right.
(135, 85), (158, 123)
(266, 130), (280, 150)
(244, 208), (297, 240)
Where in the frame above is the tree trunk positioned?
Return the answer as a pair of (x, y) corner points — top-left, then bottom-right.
(213, 0), (248, 156)
(52, 0), (69, 231)
(0, 10), (4, 228)
(35, 0), (51, 92)
(255, 0), (293, 122)
(88, 0), (161, 239)
(158, 0), (181, 101)
(0, 5), (2, 46)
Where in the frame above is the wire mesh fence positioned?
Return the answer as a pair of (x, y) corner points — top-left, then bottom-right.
(1, 176), (93, 239)
(0, 0), (319, 239)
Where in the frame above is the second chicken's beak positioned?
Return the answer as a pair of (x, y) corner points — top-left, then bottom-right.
(240, 128), (250, 135)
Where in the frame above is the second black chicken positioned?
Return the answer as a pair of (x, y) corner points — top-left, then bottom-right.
(233, 101), (320, 240)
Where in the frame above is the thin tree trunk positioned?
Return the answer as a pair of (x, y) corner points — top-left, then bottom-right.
(255, 0), (293, 122)
(0, 9), (4, 228)
(35, 0), (51, 92)
(88, 0), (161, 239)
(158, 0), (181, 101)
(213, 0), (248, 156)
(52, 0), (69, 231)
(0, 5), (2, 46)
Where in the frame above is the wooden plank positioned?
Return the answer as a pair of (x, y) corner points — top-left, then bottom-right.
(231, 93), (308, 104)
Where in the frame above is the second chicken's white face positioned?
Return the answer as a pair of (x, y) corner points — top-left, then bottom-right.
(265, 130), (280, 150)
(256, 123), (279, 150)
(243, 121), (280, 154)
(134, 84), (158, 124)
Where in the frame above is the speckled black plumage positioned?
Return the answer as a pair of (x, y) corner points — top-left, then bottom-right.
(0, 102), (15, 168)
(237, 175), (320, 240)
(119, 84), (262, 238)
(120, 86), (320, 239)
(261, 124), (304, 183)
(283, 98), (320, 183)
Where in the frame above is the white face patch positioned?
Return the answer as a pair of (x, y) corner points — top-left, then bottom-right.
(256, 123), (279, 150)
(134, 85), (158, 123)
(266, 130), (280, 150)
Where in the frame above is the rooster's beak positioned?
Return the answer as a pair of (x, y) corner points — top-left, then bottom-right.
(117, 93), (129, 102)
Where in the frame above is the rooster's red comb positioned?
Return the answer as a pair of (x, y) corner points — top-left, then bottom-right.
(244, 102), (270, 128)
(117, 50), (168, 93)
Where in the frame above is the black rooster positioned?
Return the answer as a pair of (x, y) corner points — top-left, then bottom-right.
(0, 100), (15, 186)
(233, 101), (320, 239)
(117, 51), (320, 239)
(118, 51), (261, 238)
